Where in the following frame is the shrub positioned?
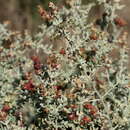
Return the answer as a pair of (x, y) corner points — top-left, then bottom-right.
(0, 0), (130, 129)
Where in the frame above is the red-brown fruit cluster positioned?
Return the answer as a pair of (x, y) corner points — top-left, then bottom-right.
(23, 80), (35, 91)
(84, 103), (98, 116)
(1, 104), (11, 112)
(114, 17), (127, 27)
(59, 48), (66, 55)
(37, 5), (53, 21)
(31, 56), (42, 70)
(80, 116), (91, 125)
(68, 113), (78, 120)
(89, 34), (98, 40)
(0, 111), (7, 121)
(69, 104), (78, 109)
(53, 85), (62, 91)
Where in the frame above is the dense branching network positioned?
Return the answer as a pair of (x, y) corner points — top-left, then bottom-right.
(0, 0), (130, 130)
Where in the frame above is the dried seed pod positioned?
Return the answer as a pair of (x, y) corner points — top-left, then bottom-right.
(65, 0), (76, 7)
(0, 48), (3, 53)
(47, 54), (57, 65)
(89, 33), (98, 40)
(118, 42), (126, 48)
(48, 2), (58, 14)
(79, 47), (86, 57)
(69, 104), (78, 109)
(37, 5), (53, 21)
(0, 111), (7, 121)
(23, 72), (32, 80)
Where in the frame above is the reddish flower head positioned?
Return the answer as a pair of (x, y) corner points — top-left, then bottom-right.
(90, 110), (97, 116)
(59, 48), (66, 55)
(34, 63), (41, 70)
(114, 17), (127, 27)
(53, 85), (62, 91)
(23, 80), (35, 91)
(31, 56), (40, 64)
(84, 103), (95, 109)
(70, 104), (78, 109)
(31, 56), (41, 70)
(80, 116), (91, 125)
(51, 63), (60, 69)
(1, 105), (11, 112)
(68, 113), (78, 120)
(84, 103), (98, 116)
